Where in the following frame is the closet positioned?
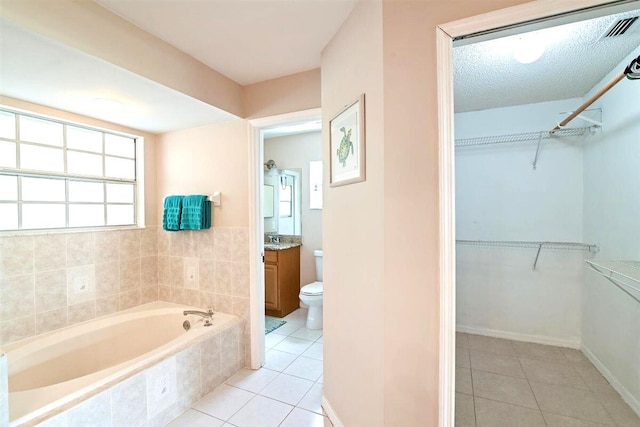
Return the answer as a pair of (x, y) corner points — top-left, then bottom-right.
(453, 8), (640, 426)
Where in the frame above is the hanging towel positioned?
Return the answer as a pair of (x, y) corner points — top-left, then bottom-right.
(180, 195), (211, 230)
(162, 195), (184, 231)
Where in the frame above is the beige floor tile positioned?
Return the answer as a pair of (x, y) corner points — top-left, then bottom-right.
(470, 349), (525, 378)
(457, 346), (471, 368)
(456, 367), (473, 395)
(529, 381), (615, 425)
(543, 412), (611, 427)
(472, 370), (538, 409)
(474, 397), (546, 427)
(455, 392), (475, 427)
(573, 364), (614, 394)
(468, 335), (516, 356)
(519, 358), (588, 390)
(457, 332), (469, 349)
(560, 348), (590, 365)
(512, 341), (568, 362)
(594, 389), (640, 427)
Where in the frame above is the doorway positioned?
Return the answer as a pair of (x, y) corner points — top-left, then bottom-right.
(438, 1), (640, 425)
(248, 108), (322, 369)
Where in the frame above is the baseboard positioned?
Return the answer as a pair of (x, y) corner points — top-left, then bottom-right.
(581, 344), (640, 418)
(456, 325), (580, 349)
(322, 395), (345, 427)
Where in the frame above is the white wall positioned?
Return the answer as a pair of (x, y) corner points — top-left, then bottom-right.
(455, 99), (588, 345)
(582, 47), (640, 413)
(264, 131), (323, 287)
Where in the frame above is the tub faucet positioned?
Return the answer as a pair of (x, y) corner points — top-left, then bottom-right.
(183, 307), (214, 326)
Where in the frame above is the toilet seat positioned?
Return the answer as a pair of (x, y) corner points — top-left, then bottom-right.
(301, 281), (323, 296)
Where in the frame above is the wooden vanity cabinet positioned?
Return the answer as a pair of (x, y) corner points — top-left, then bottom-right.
(264, 246), (300, 318)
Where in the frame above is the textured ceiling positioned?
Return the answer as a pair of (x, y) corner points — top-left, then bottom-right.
(454, 8), (640, 113)
(0, 20), (237, 133)
(94, 0), (357, 85)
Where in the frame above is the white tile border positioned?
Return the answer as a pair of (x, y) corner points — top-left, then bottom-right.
(321, 395), (344, 427)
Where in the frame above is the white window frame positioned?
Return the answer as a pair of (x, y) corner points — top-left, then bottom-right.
(0, 106), (140, 232)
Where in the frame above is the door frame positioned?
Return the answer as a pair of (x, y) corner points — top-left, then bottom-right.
(436, 0), (632, 424)
(248, 108), (322, 369)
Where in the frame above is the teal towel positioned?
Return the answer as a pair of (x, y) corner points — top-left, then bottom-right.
(162, 195), (183, 231)
(180, 195), (211, 230)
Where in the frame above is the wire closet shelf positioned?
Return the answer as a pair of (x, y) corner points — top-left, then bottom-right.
(584, 260), (640, 304)
(456, 240), (599, 270)
(454, 126), (596, 148)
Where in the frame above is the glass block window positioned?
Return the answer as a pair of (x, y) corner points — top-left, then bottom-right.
(0, 107), (137, 231)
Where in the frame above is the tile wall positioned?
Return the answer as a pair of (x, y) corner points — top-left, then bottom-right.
(35, 320), (244, 427)
(1, 353), (7, 426)
(157, 227), (251, 366)
(0, 227), (159, 346)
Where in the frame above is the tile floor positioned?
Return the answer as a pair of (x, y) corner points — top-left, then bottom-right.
(167, 308), (330, 427)
(456, 332), (640, 427)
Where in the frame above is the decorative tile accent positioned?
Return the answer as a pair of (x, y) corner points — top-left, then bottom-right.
(34, 234), (66, 272)
(67, 265), (96, 305)
(183, 258), (200, 290)
(0, 235), (33, 277)
(0, 274), (34, 321)
(146, 357), (177, 419)
(66, 232), (95, 267)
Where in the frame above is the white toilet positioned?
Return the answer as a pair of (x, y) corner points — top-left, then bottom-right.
(299, 250), (323, 330)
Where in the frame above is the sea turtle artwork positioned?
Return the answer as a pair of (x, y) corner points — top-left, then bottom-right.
(337, 126), (354, 167)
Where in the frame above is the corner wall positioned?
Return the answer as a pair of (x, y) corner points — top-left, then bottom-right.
(582, 48), (640, 413)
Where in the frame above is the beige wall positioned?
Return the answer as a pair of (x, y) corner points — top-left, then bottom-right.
(264, 132), (323, 286)
(321, 0), (531, 425)
(243, 69), (321, 119)
(156, 119), (250, 227)
(321, 1), (386, 425)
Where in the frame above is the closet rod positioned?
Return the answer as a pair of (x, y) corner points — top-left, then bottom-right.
(550, 54), (640, 135)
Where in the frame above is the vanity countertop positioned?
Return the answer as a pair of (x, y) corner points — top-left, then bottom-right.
(264, 242), (302, 251)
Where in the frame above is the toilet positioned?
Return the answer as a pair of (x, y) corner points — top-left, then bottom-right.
(299, 250), (323, 330)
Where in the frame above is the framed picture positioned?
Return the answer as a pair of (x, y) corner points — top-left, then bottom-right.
(330, 94), (365, 187)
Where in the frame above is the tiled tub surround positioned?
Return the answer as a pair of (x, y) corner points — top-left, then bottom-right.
(2, 301), (245, 426)
(0, 227), (159, 347)
(157, 227), (251, 366)
(1, 354), (8, 426)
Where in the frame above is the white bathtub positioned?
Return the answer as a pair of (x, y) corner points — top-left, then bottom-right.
(1, 301), (242, 426)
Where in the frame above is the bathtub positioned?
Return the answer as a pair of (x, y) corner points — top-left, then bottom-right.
(1, 301), (244, 426)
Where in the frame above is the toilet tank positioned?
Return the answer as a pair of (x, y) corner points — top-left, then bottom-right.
(314, 250), (323, 282)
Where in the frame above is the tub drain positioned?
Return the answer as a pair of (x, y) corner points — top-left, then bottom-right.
(183, 320), (191, 331)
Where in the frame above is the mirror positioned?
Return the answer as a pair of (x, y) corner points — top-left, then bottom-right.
(263, 168), (301, 235)
(263, 185), (274, 218)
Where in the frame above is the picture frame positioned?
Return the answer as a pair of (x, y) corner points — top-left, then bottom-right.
(330, 94), (366, 187)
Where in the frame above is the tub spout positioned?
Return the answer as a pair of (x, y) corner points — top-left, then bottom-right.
(183, 308), (214, 319)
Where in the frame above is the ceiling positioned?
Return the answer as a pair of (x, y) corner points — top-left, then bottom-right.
(454, 7), (640, 112)
(1, 1), (639, 134)
(94, 0), (358, 86)
(0, 20), (238, 134)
